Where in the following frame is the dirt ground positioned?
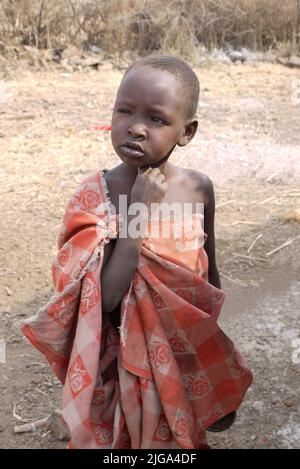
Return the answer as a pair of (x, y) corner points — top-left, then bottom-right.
(0, 61), (299, 449)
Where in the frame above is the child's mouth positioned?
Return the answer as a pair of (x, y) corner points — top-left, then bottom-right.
(120, 143), (144, 158)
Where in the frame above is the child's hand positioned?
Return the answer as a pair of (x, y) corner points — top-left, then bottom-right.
(130, 167), (168, 209)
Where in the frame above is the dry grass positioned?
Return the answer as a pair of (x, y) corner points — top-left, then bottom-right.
(0, 0), (299, 60)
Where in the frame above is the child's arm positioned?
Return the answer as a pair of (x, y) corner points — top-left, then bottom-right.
(101, 214), (144, 314)
(203, 176), (222, 289)
(101, 166), (168, 314)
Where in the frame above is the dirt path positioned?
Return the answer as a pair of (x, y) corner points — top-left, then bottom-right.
(0, 62), (299, 448)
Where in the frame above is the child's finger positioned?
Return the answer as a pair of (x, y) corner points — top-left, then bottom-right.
(152, 168), (162, 176)
(138, 166), (151, 175)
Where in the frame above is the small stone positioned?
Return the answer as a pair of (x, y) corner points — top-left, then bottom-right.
(31, 379), (41, 385)
(4, 287), (12, 296)
(283, 399), (294, 407)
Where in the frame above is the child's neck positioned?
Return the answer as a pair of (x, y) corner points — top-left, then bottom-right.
(128, 160), (173, 179)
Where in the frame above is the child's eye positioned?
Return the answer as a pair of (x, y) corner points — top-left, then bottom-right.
(118, 109), (131, 114)
(151, 116), (165, 124)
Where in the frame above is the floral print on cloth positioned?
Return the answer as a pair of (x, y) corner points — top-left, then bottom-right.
(21, 169), (253, 449)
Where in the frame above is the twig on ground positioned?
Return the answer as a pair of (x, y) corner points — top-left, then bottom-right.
(265, 172), (277, 182)
(14, 415), (51, 434)
(14, 409), (70, 440)
(216, 199), (236, 208)
(219, 272), (248, 287)
(35, 387), (49, 397)
(13, 404), (30, 423)
(279, 192), (300, 197)
(257, 196), (276, 205)
(232, 252), (267, 262)
(278, 318), (299, 328)
(247, 233), (263, 253)
(220, 221), (259, 226)
(266, 234), (300, 257)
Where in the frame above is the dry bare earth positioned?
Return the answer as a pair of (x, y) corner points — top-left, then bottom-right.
(0, 61), (299, 448)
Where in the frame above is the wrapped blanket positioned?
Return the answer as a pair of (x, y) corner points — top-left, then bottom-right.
(22, 169), (253, 449)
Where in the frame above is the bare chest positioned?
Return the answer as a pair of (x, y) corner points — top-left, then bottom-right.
(103, 167), (206, 215)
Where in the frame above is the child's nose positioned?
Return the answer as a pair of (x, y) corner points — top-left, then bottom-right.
(127, 122), (146, 139)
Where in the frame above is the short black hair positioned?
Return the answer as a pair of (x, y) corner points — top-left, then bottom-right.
(123, 55), (200, 120)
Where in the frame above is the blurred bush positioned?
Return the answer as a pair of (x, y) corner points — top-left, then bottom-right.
(0, 0), (299, 59)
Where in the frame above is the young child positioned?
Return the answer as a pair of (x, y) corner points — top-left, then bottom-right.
(22, 55), (252, 449)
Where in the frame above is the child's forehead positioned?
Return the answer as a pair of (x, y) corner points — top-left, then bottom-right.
(117, 65), (186, 109)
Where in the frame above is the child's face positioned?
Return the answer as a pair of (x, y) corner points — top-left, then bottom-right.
(111, 65), (195, 168)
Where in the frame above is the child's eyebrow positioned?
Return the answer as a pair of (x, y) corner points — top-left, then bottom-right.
(117, 100), (166, 110)
(116, 100), (172, 118)
(147, 105), (169, 114)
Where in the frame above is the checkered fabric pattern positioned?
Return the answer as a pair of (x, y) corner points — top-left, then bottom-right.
(22, 170), (253, 449)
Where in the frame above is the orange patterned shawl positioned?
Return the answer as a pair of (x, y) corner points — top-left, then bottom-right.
(22, 169), (252, 449)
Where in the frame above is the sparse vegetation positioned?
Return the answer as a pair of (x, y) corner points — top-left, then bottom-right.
(0, 0), (299, 60)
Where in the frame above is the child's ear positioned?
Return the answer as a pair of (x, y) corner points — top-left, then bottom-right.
(177, 120), (198, 147)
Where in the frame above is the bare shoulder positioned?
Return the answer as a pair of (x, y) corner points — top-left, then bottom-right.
(188, 168), (213, 192)
(102, 164), (123, 184)
(173, 166), (214, 204)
